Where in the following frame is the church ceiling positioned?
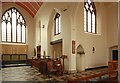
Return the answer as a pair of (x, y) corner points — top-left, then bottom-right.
(1, 0), (43, 17)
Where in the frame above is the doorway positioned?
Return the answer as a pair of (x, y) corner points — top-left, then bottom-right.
(52, 42), (62, 59)
(109, 45), (118, 61)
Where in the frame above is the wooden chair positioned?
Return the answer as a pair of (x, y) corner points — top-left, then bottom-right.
(54, 59), (63, 75)
(47, 60), (57, 75)
(108, 60), (118, 71)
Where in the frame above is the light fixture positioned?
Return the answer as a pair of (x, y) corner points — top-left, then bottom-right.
(93, 47), (95, 53)
(42, 25), (45, 28)
(61, 6), (68, 12)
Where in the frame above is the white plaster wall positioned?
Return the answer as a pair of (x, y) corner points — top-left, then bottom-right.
(61, 8), (71, 71)
(106, 2), (118, 47)
(1, 3), (35, 58)
(50, 9), (62, 41)
(47, 9), (62, 57)
(73, 2), (108, 69)
(35, 3), (49, 55)
(35, 2), (72, 70)
(34, 2), (118, 71)
(34, 19), (41, 47)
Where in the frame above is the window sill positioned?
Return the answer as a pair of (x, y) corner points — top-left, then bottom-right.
(84, 32), (97, 35)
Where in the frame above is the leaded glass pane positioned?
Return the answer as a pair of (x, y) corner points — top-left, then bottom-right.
(2, 21), (6, 41)
(92, 13), (95, 33)
(7, 22), (11, 42)
(55, 13), (60, 35)
(5, 12), (8, 19)
(55, 18), (59, 34)
(84, 8), (86, 31)
(88, 0), (91, 4)
(59, 17), (61, 33)
(12, 12), (17, 42)
(88, 11), (91, 32)
(85, 4), (89, 10)
(20, 16), (22, 22)
(22, 25), (25, 43)
(17, 24), (21, 42)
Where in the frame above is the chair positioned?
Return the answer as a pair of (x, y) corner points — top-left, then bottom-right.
(54, 59), (63, 75)
(47, 60), (57, 75)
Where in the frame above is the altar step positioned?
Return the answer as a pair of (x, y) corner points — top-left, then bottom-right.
(2, 63), (31, 68)
(2, 60), (31, 68)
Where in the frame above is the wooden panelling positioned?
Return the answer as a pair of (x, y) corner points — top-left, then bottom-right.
(17, 45), (28, 54)
(2, 44), (28, 54)
(2, 44), (12, 54)
(12, 45), (17, 54)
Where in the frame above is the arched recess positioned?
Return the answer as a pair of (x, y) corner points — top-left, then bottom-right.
(109, 45), (118, 61)
(38, 20), (41, 45)
(36, 20), (41, 46)
(76, 44), (85, 72)
(47, 9), (62, 58)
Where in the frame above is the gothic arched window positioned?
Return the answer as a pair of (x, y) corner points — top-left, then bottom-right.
(1, 7), (26, 43)
(84, 0), (96, 33)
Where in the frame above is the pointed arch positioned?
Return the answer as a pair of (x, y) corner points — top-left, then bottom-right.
(1, 7), (26, 43)
(77, 44), (85, 54)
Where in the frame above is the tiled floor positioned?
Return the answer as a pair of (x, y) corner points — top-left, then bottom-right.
(1, 66), (107, 83)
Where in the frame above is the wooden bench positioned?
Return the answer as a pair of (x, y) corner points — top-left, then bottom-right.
(67, 70), (118, 83)
(108, 60), (118, 71)
(31, 58), (63, 75)
(2, 54), (27, 67)
(31, 59), (48, 74)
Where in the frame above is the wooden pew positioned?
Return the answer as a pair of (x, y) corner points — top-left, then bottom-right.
(67, 70), (118, 83)
(2, 54), (27, 67)
(31, 58), (63, 75)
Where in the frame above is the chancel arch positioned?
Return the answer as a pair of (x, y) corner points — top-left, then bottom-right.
(47, 9), (62, 58)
